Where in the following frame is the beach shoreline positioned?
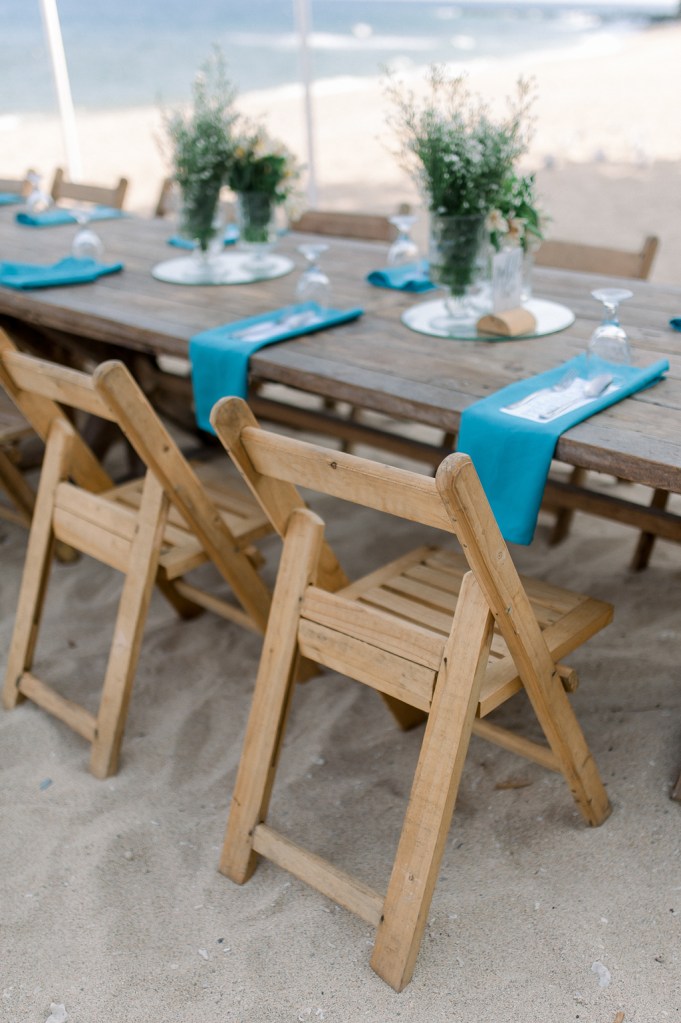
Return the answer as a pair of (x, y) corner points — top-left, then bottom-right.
(2, 20), (680, 284)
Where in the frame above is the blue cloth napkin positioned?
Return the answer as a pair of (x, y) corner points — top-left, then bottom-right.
(0, 192), (23, 206)
(168, 224), (239, 249)
(670, 318), (681, 332)
(15, 206), (127, 227)
(190, 301), (363, 433)
(456, 353), (669, 545)
(367, 259), (436, 293)
(0, 256), (124, 289)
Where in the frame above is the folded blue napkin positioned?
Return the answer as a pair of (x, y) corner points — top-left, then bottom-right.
(456, 353), (669, 545)
(190, 302), (363, 433)
(0, 192), (23, 206)
(0, 256), (124, 290)
(670, 318), (681, 332)
(168, 224), (240, 249)
(16, 206), (127, 227)
(367, 259), (436, 293)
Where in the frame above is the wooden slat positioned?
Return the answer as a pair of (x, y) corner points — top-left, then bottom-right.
(241, 427), (453, 531)
(472, 718), (560, 772)
(4, 351), (116, 420)
(18, 672), (97, 742)
(53, 505), (131, 571)
(297, 618), (436, 712)
(252, 824), (383, 927)
(301, 587), (445, 670)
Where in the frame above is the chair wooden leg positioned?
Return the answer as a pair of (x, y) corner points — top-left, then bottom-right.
(0, 446), (35, 526)
(521, 662), (610, 826)
(2, 423), (71, 710)
(220, 508), (325, 885)
(630, 488), (669, 571)
(549, 466), (587, 545)
(671, 771), (681, 803)
(89, 471), (170, 779)
(371, 574), (494, 991)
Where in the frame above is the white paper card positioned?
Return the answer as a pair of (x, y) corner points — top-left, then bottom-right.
(492, 247), (523, 313)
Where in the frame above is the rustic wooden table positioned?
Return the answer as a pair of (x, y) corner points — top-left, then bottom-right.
(0, 208), (679, 492)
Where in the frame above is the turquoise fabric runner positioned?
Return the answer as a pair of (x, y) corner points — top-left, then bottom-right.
(456, 353), (669, 545)
(670, 318), (681, 332)
(16, 206), (127, 227)
(0, 192), (23, 206)
(367, 259), (436, 293)
(0, 257), (124, 289)
(190, 302), (363, 434)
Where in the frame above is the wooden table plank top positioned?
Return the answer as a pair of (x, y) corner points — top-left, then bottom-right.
(1, 208), (680, 491)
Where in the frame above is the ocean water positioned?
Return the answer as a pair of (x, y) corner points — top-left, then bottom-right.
(0, 0), (671, 116)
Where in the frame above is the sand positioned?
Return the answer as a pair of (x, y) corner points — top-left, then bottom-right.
(1, 18), (681, 1023)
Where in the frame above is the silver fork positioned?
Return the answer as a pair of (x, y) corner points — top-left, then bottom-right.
(504, 365), (579, 411)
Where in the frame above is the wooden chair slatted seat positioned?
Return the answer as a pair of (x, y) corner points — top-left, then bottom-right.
(0, 330), (273, 778)
(211, 396), (613, 992)
(0, 390), (35, 527)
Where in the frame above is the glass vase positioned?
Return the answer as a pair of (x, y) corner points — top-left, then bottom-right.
(236, 191), (277, 275)
(428, 213), (490, 331)
(177, 180), (224, 283)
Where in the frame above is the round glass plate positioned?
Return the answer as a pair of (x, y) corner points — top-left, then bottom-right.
(401, 297), (575, 341)
(151, 252), (294, 285)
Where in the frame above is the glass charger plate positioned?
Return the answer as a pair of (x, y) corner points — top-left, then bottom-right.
(401, 297), (575, 341)
(152, 252), (294, 285)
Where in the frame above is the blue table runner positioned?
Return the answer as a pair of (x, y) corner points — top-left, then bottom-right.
(190, 302), (363, 433)
(367, 259), (436, 293)
(456, 353), (669, 545)
(16, 206), (128, 227)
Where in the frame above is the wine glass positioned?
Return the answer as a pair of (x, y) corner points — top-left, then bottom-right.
(387, 213), (419, 266)
(587, 287), (633, 368)
(295, 243), (332, 309)
(71, 207), (104, 261)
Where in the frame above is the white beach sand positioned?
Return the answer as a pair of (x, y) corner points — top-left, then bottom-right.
(1, 19), (680, 1023)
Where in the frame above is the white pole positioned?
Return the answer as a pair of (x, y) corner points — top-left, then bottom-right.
(39, 0), (82, 179)
(293, 0), (318, 207)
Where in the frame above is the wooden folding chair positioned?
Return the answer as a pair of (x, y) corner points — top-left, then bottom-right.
(0, 332), (273, 778)
(537, 234), (663, 568)
(212, 397), (613, 991)
(290, 208), (395, 242)
(0, 174), (33, 197)
(0, 390), (35, 527)
(50, 167), (129, 209)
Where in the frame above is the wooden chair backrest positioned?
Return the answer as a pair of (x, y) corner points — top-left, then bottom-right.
(154, 176), (176, 218)
(290, 209), (394, 242)
(212, 397), (553, 674)
(50, 167), (129, 209)
(0, 331), (234, 548)
(0, 174), (32, 196)
(534, 235), (659, 280)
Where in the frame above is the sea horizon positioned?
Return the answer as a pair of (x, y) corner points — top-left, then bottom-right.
(1, 0), (677, 119)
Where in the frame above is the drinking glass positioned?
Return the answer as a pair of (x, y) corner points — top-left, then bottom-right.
(24, 172), (52, 214)
(295, 243), (332, 309)
(71, 208), (104, 261)
(387, 213), (419, 266)
(587, 287), (633, 368)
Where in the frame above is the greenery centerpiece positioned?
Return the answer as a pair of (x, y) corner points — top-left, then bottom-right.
(228, 125), (301, 264)
(387, 68), (534, 321)
(164, 50), (237, 254)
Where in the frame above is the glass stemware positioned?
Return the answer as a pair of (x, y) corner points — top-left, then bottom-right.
(295, 243), (332, 309)
(24, 172), (52, 214)
(587, 287), (633, 368)
(387, 213), (419, 267)
(71, 208), (104, 261)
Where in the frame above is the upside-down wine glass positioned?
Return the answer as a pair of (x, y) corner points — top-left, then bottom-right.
(295, 242), (332, 310)
(71, 207), (104, 261)
(587, 287), (633, 369)
(24, 172), (52, 214)
(387, 213), (419, 266)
